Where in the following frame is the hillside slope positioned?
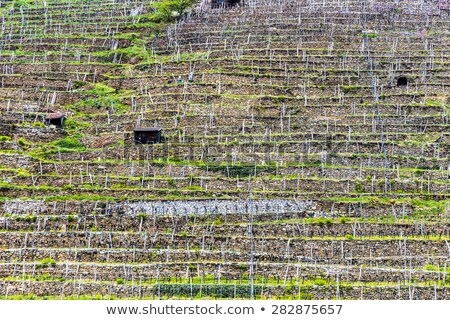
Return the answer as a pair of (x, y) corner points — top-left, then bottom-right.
(0, 0), (450, 299)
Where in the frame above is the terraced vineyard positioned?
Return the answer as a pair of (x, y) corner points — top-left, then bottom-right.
(1, 0), (450, 299)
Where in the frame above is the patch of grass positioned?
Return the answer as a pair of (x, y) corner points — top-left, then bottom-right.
(51, 137), (84, 150)
(424, 264), (439, 272)
(87, 83), (116, 96)
(36, 258), (56, 269)
(63, 118), (92, 132)
(71, 95), (129, 114)
(343, 85), (362, 93)
(425, 98), (442, 107)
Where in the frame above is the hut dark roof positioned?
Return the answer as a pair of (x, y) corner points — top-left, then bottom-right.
(134, 127), (162, 132)
(45, 113), (64, 120)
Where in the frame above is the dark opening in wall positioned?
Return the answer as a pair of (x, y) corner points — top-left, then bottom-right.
(397, 77), (408, 86)
(134, 128), (162, 144)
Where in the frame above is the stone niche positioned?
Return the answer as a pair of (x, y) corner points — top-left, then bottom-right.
(133, 127), (162, 144)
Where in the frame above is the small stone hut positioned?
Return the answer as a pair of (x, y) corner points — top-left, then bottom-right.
(134, 127), (162, 144)
(45, 113), (65, 128)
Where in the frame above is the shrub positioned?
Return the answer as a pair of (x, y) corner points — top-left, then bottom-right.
(72, 80), (86, 90)
(153, 0), (196, 23)
(15, 214), (37, 223)
(31, 122), (45, 127)
(0, 136), (12, 142)
(355, 182), (365, 193)
(168, 178), (177, 188)
(188, 264), (196, 272)
(24, 215), (37, 223)
(17, 138), (29, 149)
(36, 258), (56, 269)
(317, 218), (332, 227)
(13, 0), (33, 9)
(345, 234), (354, 240)
(424, 264), (439, 272)
(137, 213), (147, 221)
(361, 33), (377, 38)
(339, 217), (349, 224)
(116, 278), (125, 285)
